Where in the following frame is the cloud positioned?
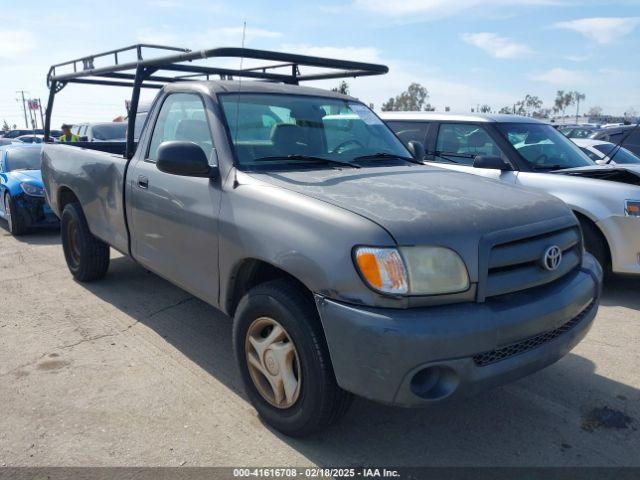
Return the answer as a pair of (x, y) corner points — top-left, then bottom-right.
(531, 67), (587, 86)
(461, 32), (534, 59)
(354, 0), (562, 19)
(0, 29), (36, 58)
(554, 17), (640, 44)
(279, 44), (383, 63)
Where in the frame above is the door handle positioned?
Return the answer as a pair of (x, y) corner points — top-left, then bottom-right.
(137, 175), (149, 189)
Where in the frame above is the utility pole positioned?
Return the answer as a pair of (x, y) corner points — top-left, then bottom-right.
(17, 90), (29, 128)
(38, 99), (45, 130)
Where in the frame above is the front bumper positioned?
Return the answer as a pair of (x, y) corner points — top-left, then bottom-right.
(597, 215), (640, 275)
(14, 193), (59, 228)
(316, 254), (602, 406)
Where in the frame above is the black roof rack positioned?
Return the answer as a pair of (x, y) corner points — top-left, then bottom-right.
(44, 43), (389, 157)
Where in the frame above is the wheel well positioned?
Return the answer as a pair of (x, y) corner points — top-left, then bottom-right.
(58, 187), (80, 212)
(573, 211), (611, 261)
(226, 259), (312, 316)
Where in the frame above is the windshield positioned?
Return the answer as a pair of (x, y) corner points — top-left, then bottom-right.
(497, 123), (593, 170)
(593, 143), (640, 165)
(92, 123), (126, 141)
(5, 148), (42, 171)
(219, 94), (410, 169)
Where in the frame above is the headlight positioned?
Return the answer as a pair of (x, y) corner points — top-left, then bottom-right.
(354, 247), (408, 294)
(354, 246), (469, 295)
(20, 183), (44, 197)
(625, 200), (640, 217)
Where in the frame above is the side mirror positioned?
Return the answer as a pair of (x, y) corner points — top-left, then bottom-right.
(473, 155), (512, 171)
(595, 159), (607, 165)
(156, 141), (212, 177)
(407, 140), (425, 161)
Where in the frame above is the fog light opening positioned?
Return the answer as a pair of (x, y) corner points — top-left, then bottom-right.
(410, 366), (459, 400)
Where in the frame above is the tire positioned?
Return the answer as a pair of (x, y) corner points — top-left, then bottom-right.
(4, 193), (28, 236)
(233, 278), (352, 437)
(579, 217), (610, 274)
(60, 202), (110, 282)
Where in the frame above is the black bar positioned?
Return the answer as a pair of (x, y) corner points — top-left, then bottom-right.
(43, 81), (57, 142)
(161, 64), (294, 82)
(65, 78), (164, 89)
(126, 66), (145, 159)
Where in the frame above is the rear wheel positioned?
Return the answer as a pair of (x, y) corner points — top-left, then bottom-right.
(61, 202), (110, 282)
(233, 279), (352, 437)
(579, 217), (610, 274)
(4, 193), (27, 236)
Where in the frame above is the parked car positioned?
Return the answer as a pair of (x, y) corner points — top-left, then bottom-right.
(382, 112), (640, 276)
(558, 124), (601, 139)
(572, 138), (640, 165)
(15, 134), (49, 144)
(71, 122), (126, 142)
(0, 144), (59, 235)
(590, 125), (640, 157)
(42, 45), (602, 436)
(2, 129), (61, 139)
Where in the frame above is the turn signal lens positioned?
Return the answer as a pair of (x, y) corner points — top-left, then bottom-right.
(354, 247), (408, 294)
(626, 200), (640, 217)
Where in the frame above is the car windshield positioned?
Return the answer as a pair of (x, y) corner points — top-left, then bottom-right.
(594, 143), (640, 164)
(5, 148), (41, 171)
(92, 123), (127, 141)
(497, 123), (594, 170)
(220, 93), (410, 169)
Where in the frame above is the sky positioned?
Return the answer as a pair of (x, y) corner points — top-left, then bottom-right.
(0, 0), (638, 129)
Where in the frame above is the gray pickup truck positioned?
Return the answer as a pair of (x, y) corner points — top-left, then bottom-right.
(41, 45), (602, 436)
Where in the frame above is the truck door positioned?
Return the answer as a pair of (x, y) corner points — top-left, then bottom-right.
(127, 92), (221, 305)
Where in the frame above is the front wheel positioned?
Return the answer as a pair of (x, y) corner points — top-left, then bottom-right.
(61, 202), (110, 282)
(233, 279), (352, 437)
(4, 193), (27, 236)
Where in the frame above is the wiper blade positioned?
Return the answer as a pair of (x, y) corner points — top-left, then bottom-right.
(426, 151), (474, 164)
(531, 164), (568, 171)
(253, 154), (360, 169)
(352, 152), (420, 164)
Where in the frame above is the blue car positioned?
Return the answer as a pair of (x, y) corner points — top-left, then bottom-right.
(0, 144), (59, 235)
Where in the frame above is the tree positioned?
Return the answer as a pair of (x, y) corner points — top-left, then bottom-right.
(554, 90), (573, 117)
(479, 104), (491, 113)
(587, 106), (603, 118)
(498, 106), (513, 114)
(331, 81), (350, 95)
(1, 120), (9, 132)
(571, 91), (586, 122)
(381, 83), (433, 111)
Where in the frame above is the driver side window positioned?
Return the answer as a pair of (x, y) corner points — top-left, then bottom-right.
(147, 93), (214, 162)
(435, 123), (505, 166)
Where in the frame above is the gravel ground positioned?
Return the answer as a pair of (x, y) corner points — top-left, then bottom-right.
(0, 226), (638, 467)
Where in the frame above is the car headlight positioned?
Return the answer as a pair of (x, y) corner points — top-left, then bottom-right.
(625, 200), (640, 217)
(354, 246), (469, 295)
(20, 182), (44, 197)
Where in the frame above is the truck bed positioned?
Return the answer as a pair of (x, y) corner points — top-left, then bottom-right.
(41, 143), (130, 254)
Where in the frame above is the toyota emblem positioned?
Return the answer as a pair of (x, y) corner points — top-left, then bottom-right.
(542, 245), (562, 271)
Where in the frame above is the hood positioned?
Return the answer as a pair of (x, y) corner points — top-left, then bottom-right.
(248, 165), (572, 245)
(553, 164), (640, 186)
(8, 169), (43, 185)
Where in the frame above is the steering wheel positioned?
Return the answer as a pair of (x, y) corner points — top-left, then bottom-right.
(331, 139), (365, 154)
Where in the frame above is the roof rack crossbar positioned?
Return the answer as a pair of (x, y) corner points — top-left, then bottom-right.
(47, 43), (191, 84)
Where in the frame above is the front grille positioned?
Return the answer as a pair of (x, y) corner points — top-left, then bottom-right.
(485, 226), (582, 298)
(472, 300), (595, 367)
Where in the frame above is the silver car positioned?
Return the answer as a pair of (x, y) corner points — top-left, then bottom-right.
(383, 112), (640, 276)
